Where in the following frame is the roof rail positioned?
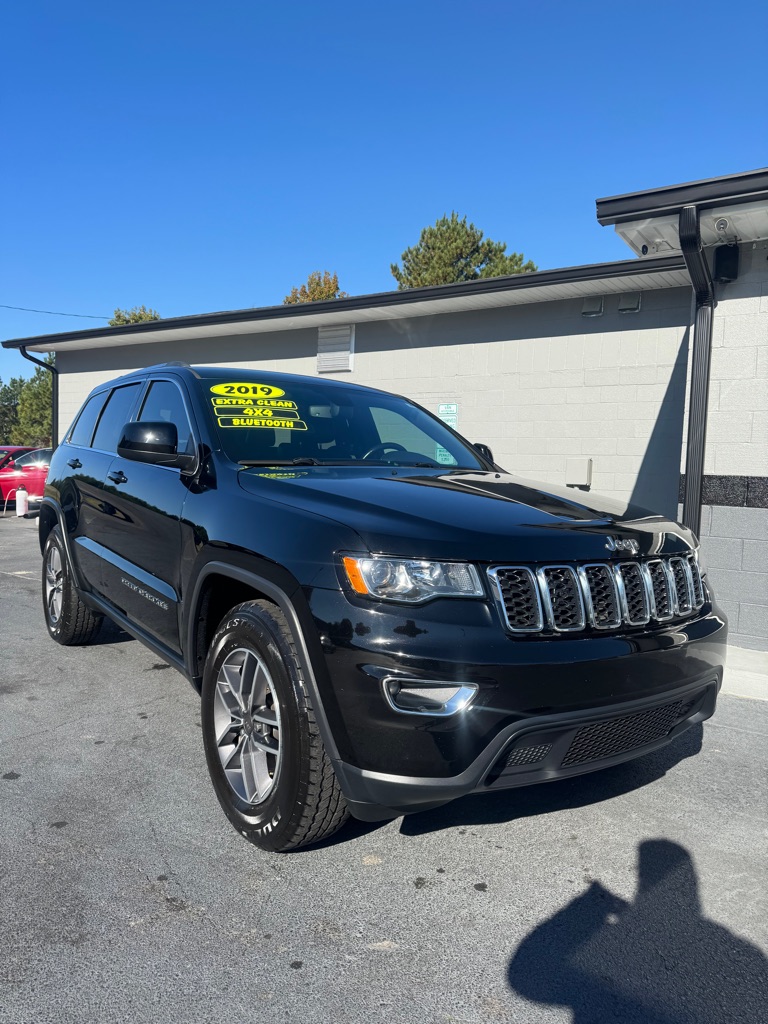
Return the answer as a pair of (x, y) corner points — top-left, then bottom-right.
(143, 361), (192, 369)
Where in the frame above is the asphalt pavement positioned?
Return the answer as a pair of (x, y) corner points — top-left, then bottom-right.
(1, 514), (766, 1024)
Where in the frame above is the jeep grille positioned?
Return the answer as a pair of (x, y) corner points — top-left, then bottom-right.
(489, 554), (705, 635)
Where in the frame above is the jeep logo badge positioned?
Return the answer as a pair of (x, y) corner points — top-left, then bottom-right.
(605, 537), (639, 555)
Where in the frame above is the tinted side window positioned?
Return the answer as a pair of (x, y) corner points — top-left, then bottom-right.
(92, 384), (142, 453)
(138, 381), (194, 454)
(69, 392), (109, 448)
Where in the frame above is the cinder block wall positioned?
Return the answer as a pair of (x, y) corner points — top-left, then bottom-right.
(351, 289), (691, 520)
(697, 506), (768, 650)
(57, 287), (692, 522)
(684, 242), (768, 649)
(55, 271), (766, 649)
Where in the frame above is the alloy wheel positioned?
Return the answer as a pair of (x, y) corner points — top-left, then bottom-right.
(213, 647), (282, 804)
(44, 544), (63, 625)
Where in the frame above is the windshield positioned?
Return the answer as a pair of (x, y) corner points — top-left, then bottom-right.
(13, 449), (52, 468)
(199, 377), (485, 470)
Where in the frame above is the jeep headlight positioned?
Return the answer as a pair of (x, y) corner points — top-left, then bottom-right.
(342, 556), (483, 603)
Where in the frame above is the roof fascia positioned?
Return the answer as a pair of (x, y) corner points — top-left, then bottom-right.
(596, 168), (768, 226)
(2, 255), (686, 351)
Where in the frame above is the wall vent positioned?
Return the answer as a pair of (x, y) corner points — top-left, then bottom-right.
(317, 324), (355, 373)
(618, 292), (642, 314)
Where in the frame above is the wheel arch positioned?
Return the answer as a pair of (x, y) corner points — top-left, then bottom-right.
(38, 498), (60, 554)
(186, 561), (343, 764)
(38, 499), (82, 590)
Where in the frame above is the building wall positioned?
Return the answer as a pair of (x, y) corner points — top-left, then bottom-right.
(54, 274), (766, 649)
(57, 286), (692, 522)
(678, 242), (768, 649)
(678, 242), (768, 478)
(697, 505), (768, 651)
(350, 289), (690, 519)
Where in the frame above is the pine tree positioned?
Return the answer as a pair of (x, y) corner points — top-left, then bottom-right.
(0, 376), (26, 444)
(13, 356), (54, 446)
(391, 213), (536, 289)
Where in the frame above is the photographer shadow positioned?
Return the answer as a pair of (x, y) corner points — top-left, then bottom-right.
(507, 839), (767, 1023)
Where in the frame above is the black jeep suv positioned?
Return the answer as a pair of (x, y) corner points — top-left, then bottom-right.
(40, 364), (727, 850)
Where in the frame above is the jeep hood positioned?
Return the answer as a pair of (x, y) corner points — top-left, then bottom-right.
(237, 467), (693, 562)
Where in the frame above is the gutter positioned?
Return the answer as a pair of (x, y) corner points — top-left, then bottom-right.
(1, 255), (686, 352)
(596, 167), (768, 225)
(19, 347), (59, 449)
(678, 206), (715, 537)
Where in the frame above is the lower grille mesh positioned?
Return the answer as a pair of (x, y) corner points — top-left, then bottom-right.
(561, 699), (694, 767)
(503, 743), (552, 768)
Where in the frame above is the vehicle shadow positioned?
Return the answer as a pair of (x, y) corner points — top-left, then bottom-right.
(96, 619), (136, 646)
(507, 838), (768, 1023)
(399, 725), (703, 837)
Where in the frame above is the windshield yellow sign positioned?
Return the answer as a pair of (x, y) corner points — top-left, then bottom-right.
(210, 382), (286, 398)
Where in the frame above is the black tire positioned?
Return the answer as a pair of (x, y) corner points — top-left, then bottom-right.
(42, 525), (103, 645)
(201, 599), (349, 852)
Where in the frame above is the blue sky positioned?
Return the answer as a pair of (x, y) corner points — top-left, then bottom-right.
(2, 0), (767, 381)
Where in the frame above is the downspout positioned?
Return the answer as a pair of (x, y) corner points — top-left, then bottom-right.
(679, 205), (715, 537)
(19, 347), (59, 449)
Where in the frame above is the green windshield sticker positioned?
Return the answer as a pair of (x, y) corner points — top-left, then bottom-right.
(210, 382), (286, 398)
(254, 471), (309, 480)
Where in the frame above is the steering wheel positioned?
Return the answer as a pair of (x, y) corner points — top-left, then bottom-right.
(362, 442), (408, 460)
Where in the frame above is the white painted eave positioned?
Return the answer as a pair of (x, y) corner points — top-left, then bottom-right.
(616, 198), (768, 257)
(15, 267), (691, 354)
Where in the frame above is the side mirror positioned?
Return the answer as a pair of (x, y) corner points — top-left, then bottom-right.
(117, 422), (197, 472)
(473, 442), (495, 465)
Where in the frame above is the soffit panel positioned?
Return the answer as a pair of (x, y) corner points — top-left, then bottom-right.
(24, 269), (691, 353)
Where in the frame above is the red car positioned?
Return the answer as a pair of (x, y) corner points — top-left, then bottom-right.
(0, 446), (35, 467)
(0, 447), (53, 507)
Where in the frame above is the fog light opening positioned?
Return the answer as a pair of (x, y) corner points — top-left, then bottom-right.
(383, 679), (478, 717)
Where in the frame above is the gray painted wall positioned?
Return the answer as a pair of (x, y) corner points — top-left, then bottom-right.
(57, 286), (692, 520)
(53, 274), (766, 649)
(696, 505), (768, 651)
(697, 243), (768, 478)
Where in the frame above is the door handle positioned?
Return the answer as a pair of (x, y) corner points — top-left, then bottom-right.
(108, 470), (128, 485)
(67, 458), (82, 469)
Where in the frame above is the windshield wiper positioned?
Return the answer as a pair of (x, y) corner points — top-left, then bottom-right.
(238, 457), (322, 467)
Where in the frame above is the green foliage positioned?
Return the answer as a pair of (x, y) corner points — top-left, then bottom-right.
(13, 355), (54, 446)
(109, 305), (161, 326)
(0, 375), (25, 443)
(390, 212), (537, 289)
(283, 271), (348, 305)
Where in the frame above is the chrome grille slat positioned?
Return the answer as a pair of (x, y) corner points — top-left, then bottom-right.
(537, 566), (585, 632)
(687, 554), (705, 608)
(616, 562), (650, 625)
(669, 557), (693, 614)
(488, 566), (543, 632)
(490, 553), (704, 636)
(645, 560), (674, 621)
(579, 564), (621, 629)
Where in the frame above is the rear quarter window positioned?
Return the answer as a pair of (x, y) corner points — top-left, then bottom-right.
(69, 392), (110, 448)
(91, 384), (142, 453)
